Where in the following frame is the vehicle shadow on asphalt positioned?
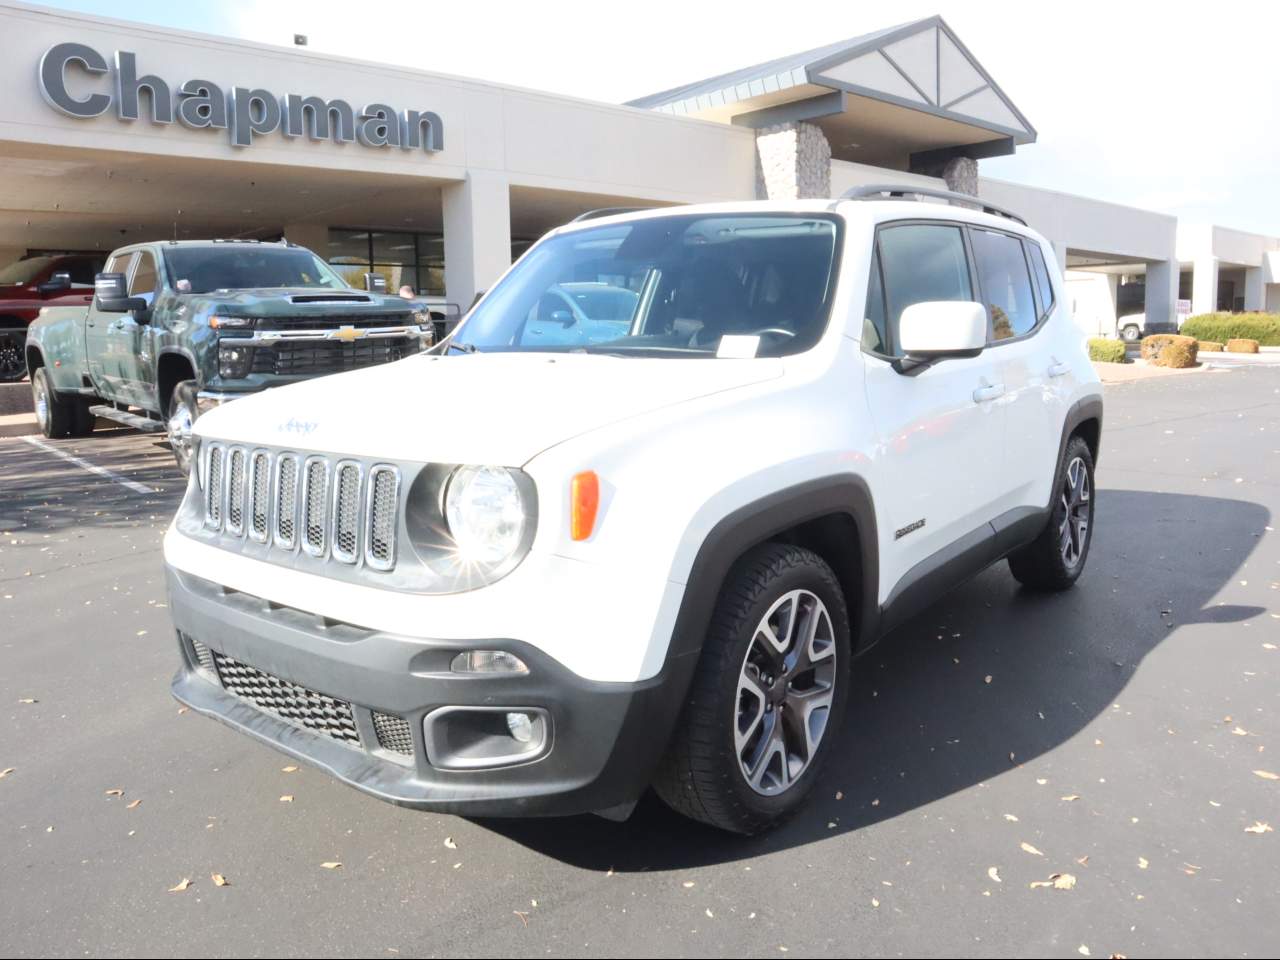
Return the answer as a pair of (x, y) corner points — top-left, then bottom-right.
(476, 489), (1269, 870)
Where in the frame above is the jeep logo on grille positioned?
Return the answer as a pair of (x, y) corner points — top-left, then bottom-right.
(277, 418), (318, 436)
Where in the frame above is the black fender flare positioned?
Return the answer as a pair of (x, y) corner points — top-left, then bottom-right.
(667, 474), (880, 665)
(1059, 394), (1104, 472)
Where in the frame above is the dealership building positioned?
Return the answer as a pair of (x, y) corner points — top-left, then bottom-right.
(1, 0), (1278, 325)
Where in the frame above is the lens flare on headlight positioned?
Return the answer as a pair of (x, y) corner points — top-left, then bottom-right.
(443, 465), (525, 565)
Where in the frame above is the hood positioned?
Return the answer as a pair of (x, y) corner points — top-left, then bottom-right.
(194, 352), (783, 465)
(189, 288), (413, 318)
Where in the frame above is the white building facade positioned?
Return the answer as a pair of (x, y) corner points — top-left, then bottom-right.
(0, 2), (1275, 328)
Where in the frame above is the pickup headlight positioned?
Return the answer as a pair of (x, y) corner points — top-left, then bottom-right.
(218, 341), (253, 379)
(444, 466), (526, 565)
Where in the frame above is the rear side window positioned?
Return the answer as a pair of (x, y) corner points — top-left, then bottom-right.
(1027, 242), (1055, 316)
(970, 228), (1037, 341)
(876, 223), (973, 357)
(104, 252), (134, 277)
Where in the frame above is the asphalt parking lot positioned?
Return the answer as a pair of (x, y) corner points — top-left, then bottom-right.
(2, 368), (1278, 959)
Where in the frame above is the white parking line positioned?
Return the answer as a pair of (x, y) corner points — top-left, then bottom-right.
(21, 435), (157, 495)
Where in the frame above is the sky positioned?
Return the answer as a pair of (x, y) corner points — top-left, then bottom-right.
(33, 0), (1280, 235)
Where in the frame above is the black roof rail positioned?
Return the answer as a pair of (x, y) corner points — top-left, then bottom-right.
(839, 183), (1026, 226)
(569, 206), (659, 223)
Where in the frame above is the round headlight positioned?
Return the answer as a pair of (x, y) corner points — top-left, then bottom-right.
(444, 466), (526, 565)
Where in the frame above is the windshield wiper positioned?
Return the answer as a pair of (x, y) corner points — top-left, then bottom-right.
(444, 340), (479, 354)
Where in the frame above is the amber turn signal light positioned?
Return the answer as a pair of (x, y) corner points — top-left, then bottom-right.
(570, 471), (599, 541)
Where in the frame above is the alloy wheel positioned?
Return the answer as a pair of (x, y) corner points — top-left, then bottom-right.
(1058, 455), (1091, 568)
(33, 374), (49, 432)
(735, 588), (837, 796)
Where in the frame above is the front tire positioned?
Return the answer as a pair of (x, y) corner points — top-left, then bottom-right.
(0, 330), (26, 382)
(1008, 435), (1095, 590)
(1120, 324), (1141, 343)
(32, 367), (72, 438)
(166, 380), (199, 475)
(653, 543), (851, 834)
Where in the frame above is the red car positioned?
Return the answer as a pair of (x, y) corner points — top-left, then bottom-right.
(0, 254), (103, 381)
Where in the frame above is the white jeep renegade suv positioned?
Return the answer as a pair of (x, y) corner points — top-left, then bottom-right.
(165, 187), (1102, 834)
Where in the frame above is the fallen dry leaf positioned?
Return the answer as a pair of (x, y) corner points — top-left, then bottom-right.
(987, 866), (1002, 883)
(126, 799), (141, 810)
(1020, 842), (1044, 857)
(105, 789), (123, 797)
(514, 910), (530, 927)
(279, 795), (294, 803)
(443, 837), (458, 849)
(18, 698), (37, 704)
(1030, 872), (1076, 890)
(282, 765), (298, 773)
(168, 878), (192, 893)
(1232, 727), (1249, 736)
(1254, 770), (1279, 781)
(0, 768), (14, 779)
(1244, 821), (1273, 834)
(320, 861), (343, 870)
(212, 873), (229, 887)
(1138, 857), (1149, 869)
(1061, 794), (1081, 802)
(1003, 813), (1019, 822)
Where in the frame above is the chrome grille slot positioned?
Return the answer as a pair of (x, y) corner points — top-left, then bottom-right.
(225, 447), (246, 536)
(249, 451), (270, 542)
(302, 457), (329, 556)
(365, 466), (400, 571)
(274, 454), (299, 549)
(331, 461), (362, 564)
(204, 445), (224, 529)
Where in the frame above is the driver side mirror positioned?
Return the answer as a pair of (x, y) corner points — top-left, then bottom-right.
(895, 301), (986, 374)
(93, 272), (147, 315)
(38, 272), (71, 294)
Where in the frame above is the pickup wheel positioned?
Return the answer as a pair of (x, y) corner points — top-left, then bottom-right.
(0, 330), (26, 382)
(1008, 435), (1095, 590)
(166, 380), (199, 475)
(1120, 324), (1141, 343)
(653, 542), (851, 834)
(32, 367), (73, 439)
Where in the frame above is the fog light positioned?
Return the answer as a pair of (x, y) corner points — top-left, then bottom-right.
(505, 711), (534, 743)
(450, 649), (528, 675)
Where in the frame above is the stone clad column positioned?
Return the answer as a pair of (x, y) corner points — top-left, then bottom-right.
(442, 171), (511, 311)
(754, 122), (831, 200)
(941, 157), (978, 197)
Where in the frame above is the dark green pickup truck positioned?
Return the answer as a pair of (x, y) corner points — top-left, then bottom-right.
(24, 239), (432, 471)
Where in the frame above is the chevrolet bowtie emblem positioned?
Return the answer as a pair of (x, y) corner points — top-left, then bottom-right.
(332, 325), (365, 342)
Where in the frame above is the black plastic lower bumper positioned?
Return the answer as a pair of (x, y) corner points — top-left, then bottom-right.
(167, 566), (698, 817)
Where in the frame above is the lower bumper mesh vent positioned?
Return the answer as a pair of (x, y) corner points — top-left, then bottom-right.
(372, 712), (415, 756)
(210, 650), (361, 746)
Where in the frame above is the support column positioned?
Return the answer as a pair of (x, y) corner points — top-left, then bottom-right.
(282, 223), (329, 255)
(754, 122), (831, 200)
(442, 171), (511, 310)
(1145, 260), (1178, 332)
(1243, 266), (1264, 312)
(1191, 257), (1219, 315)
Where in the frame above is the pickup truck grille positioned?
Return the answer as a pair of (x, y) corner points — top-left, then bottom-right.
(201, 444), (400, 571)
(250, 338), (417, 376)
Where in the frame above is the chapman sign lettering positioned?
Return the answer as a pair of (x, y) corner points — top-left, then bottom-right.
(38, 42), (444, 152)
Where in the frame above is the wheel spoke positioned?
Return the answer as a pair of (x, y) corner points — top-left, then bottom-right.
(735, 667), (767, 756)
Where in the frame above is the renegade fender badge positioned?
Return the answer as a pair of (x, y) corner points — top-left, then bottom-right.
(895, 518), (926, 540)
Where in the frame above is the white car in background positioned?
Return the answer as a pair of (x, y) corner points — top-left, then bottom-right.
(163, 187), (1103, 834)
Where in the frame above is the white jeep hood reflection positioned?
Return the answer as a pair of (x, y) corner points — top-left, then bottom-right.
(195, 352), (783, 465)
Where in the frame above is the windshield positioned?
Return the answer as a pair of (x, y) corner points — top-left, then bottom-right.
(162, 246), (349, 295)
(454, 214), (840, 358)
(0, 257), (54, 286)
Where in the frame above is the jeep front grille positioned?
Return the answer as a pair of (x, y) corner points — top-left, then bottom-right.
(201, 443), (400, 572)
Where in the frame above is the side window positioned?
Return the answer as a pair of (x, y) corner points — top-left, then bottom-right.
(878, 223), (973, 357)
(862, 250), (887, 354)
(129, 251), (158, 299)
(65, 258), (97, 286)
(1026, 241), (1056, 317)
(104, 252), (134, 278)
(971, 229), (1037, 341)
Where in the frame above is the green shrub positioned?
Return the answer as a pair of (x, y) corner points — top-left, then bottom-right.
(1141, 334), (1198, 368)
(1181, 312), (1280, 346)
(1087, 338), (1126, 363)
(1198, 341), (1224, 352)
(1226, 338), (1260, 354)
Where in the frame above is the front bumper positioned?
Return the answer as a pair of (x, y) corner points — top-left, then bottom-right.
(167, 566), (697, 817)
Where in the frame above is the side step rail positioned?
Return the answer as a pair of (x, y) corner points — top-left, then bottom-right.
(88, 404), (166, 433)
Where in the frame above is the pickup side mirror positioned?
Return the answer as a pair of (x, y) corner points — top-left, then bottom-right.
(93, 272), (148, 315)
(363, 272), (387, 293)
(895, 301), (987, 373)
(38, 272), (71, 295)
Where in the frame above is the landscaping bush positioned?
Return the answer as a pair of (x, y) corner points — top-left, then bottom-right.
(1226, 338), (1260, 354)
(1180, 312), (1280, 346)
(1141, 334), (1198, 368)
(1087, 338), (1126, 363)
(1198, 341), (1224, 352)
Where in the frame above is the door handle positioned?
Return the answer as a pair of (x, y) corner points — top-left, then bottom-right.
(1048, 359), (1070, 378)
(973, 381), (1005, 403)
